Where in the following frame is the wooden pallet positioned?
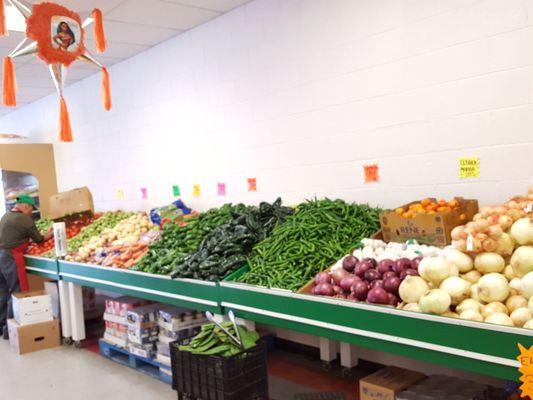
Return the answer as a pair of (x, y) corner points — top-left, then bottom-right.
(98, 339), (172, 385)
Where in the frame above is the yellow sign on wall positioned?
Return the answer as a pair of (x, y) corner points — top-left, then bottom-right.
(459, 157), (479, 179)
(518, 343), (533, 398)
(192, 184), (201, 197)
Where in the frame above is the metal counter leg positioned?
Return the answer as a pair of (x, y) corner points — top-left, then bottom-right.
(58, 280), (72, 344)
(68, 282), (86, 346)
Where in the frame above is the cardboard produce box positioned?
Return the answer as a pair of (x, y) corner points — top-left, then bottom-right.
(359, 366), (426, 400)
(380, 197), (478, 246)
(12, 290), (53, 325)
(49, 186), (94, 219)
(7, 318), (60, 355)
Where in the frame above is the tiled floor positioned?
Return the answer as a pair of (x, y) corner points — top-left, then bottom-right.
(1, 337), (360, 400)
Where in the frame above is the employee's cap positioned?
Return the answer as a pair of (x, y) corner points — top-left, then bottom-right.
(16, 194), (36, 207)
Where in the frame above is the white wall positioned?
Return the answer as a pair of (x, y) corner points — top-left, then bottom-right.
(1, 0), (533, 211)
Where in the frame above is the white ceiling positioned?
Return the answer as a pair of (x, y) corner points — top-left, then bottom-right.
(0, 0), (250, 115)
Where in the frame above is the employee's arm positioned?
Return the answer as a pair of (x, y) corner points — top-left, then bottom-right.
(27, 223), (45, 243)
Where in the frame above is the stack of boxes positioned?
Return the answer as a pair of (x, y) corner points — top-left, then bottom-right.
(155, 306), (206, 378)
(103, 296), (148, 348)
(127, 304), (160, 359)
(7, 290), (60, 354)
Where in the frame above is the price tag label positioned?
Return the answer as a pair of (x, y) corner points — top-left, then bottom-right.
(518, 343), (533, 398)
(466, 234), (474, 251)
(217, 183), (226, 196)
(363, 164), (379, 183)
(193, 184), (201, 197)
(459, 157), (479, 179)
(172, 185), (181, 197)
(116, 189), (124, 200)
(140, 187), (148, 199)
(247, 178), (257, 192)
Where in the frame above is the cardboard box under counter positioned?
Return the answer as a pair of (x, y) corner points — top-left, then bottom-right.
(359, 366), (426, 400)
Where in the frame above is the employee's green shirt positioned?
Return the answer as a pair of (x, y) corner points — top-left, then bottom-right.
(0, 211), (44, 249)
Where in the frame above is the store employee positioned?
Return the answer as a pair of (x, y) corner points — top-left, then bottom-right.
(0, 195), (51, 339)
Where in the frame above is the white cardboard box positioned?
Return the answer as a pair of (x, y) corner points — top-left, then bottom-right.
(103, 332), (128, 348)
(12, 291), (53, 325)
(103, 312), (128, 325)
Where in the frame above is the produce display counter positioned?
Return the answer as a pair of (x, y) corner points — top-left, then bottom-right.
(219, 280), (531, 380)
(57, 260), (221, 313)
(24, 255), (60, 280)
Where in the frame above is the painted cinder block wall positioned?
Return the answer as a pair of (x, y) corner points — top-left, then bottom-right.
(0, 0), (532, 211)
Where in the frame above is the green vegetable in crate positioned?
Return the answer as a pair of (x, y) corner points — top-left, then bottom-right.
(134, 204), (241, 275)
(179, 322), (260, 356)
(66, 211), (132, 253)
(238, 198), (381, 291)
(170, 198), (293, 281)
(35, 217), (54, 233)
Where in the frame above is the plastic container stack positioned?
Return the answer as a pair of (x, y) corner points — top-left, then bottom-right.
(127, 304), (160, 358)
(103, 296), (149, 348)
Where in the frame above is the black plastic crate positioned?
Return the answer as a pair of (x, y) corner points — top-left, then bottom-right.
(170, 338), (268, 400)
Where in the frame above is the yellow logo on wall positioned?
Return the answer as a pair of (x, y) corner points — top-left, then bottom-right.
(518, 343), (533, 398)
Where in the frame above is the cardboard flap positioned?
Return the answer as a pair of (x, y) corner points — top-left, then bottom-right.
(49, 187), (94, 219)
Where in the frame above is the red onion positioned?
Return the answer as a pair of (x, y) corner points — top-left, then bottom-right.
(315, 283), (334, 296)
(370, 279), (383, 289)
(330, 268), (350, 285)
(333, 286), (344, 295)
(411, 256), (423, 270)
(346, 293), (359, 302)
(367, 287), (389, 304)
(364, 269), (381, 282)
(382, 271), (397, 281)
(400, 268), (419, 280)
(363, 258), (377, 268)
(340, 276), (358, 292)
(334, 293), (347, 299)
(354, 262), (371, 278)
(342, 255), (359, 272)
(352, 281), (369, 301)
(315, 272), (331, 285)
(383, 276), (401, 294)
(387, 293), (399, 306)
(377, 259), (395, 274)
(393, 258), (412, 273)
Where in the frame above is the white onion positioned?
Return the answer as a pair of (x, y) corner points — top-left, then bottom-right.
(521, 271), (533, 299)
(506, 295), (528, 313)
(398, 276), (429, 304)
(449, 263), (459, 277)
(477, 273), (510, 303)
(456, 299), (483, 314)
(418, 289), (451, 315)
(523, 319), (533, 329)
(510, 307), (532, 327)
(418, 257), (451, 285)
(510, 218), (533, 245)
(403, 303), (420, 312)
(439, 277), (471, 305)
(442, 311), (459, 318)
(459, 310), (483, 322)
(474, 252), (505, 274)
(510, 277), (522, 294)
(484, 313), (514, 326)
(504, 265), (515, 281)
(495, 233), (515, 257)
(469, 284), (483, 303)
(444, 249), (473, 273)
(511, 246), (533, 278)
(481, 302), (509, 318)
(461, 270), (482, 284)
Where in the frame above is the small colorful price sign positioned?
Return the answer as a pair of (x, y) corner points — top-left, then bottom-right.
(363, 164), (379, 183)
(172, 185), (181, 197)
(217, 183), (226, 196)
(193, 184), (201, 197)
(459, 157), (479, 179)
(247, 178), (257, 192)
(116, 188), (125, 200)
(140, 187), (148, 199)
(518, 343), (533, 398)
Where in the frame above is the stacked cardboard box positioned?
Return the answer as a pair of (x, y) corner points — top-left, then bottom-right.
(155, 306), (206, 377)
(127, 304), (160, 358)
(103, 296), (148, 348)
(7, 290), (60, 355)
